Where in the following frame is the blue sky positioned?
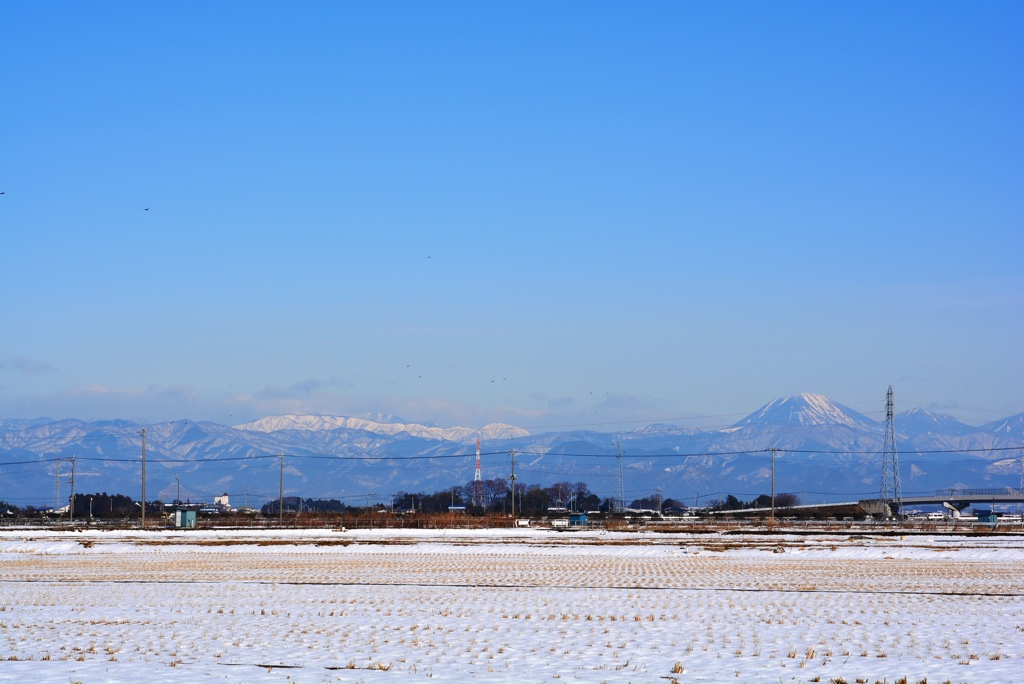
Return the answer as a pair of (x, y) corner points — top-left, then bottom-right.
(2, 1), (1021, 428)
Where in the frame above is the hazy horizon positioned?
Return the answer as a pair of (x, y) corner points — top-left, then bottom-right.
(3, 391), (1019, 433)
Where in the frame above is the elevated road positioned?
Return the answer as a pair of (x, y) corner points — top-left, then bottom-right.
(712, 489), (1024, 518)
(861, 488), (1024, 517)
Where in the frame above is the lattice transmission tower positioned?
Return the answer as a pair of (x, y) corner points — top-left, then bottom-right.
(473, 438), (483, 507)
(615, 442), (625, 512)
(1018, 448), (1023, 494)
(879, 385), (902, 518)
(52, 459), (63, 512)
(1019, 449), (1023, 515)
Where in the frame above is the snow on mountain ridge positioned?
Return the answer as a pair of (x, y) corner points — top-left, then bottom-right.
(3, 397), (1021, 503)
(979, 413), (1024, 438)
(732, 393), (876, 429)
(629, 423), (703, 436)
(896, 408), (975, 437)
(233, 414), (530, 442)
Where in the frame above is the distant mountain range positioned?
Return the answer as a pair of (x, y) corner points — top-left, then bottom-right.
(234, 415), (530, 442)
(1, 394), (1021, 509)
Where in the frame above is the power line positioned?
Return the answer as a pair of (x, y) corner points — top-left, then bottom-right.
(1, 444), (1022, 470)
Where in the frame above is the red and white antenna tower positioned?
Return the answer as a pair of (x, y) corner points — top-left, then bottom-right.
(473, 438), (483, 507)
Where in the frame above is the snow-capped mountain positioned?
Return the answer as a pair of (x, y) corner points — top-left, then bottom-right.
(628, 423), (703, 437)
(2, 395), (1020, 507)
(731, 393), (876, 429)
(980, 413), (1024, 439)
(233, 415), (530, 442)
(897, 408), (975, 437)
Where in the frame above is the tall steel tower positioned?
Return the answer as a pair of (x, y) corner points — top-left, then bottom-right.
(52, 459), (62, 512)
(879, 385), (902, 518)
(1018, 447), (1023, 493)
(473, 438), (482, 507)
(615, 442), (625, 512)
(1019, 448), (1023, 515)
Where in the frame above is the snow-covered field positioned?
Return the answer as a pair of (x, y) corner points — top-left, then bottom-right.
(1, 528), (1022, 683)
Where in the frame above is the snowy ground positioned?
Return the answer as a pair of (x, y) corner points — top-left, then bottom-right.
(0, 527), (1022, 683)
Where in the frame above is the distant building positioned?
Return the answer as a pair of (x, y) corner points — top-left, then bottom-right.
(214, 493), (230, 508)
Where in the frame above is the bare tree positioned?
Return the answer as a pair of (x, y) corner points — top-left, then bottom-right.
(775, 492), (799, 509)
(481, 478), (509, 509)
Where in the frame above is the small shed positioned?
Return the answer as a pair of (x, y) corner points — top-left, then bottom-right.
(569, 513), (588, 527)
(976, 510), (998, 524)
(173, 509), (197, 529)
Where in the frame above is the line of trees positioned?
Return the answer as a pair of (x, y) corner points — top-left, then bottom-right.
(0, 493), (163, 518)
(261, 497), (346, 516)
(388, 480), (605, 516)
(0, 487), (804, 521)
(711, 493), (800, 511)
(69, 493), (146, 517)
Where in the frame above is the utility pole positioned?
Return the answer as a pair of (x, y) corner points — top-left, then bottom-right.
(656, 486), (662, 514)
(69, 456), (76, 522)
(176, 475), (180, 506)
(140, 429), (147, 529)
(278, 454), (284, 526)
(769, 447), (778, 522)
(509, 449), (517, 518)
